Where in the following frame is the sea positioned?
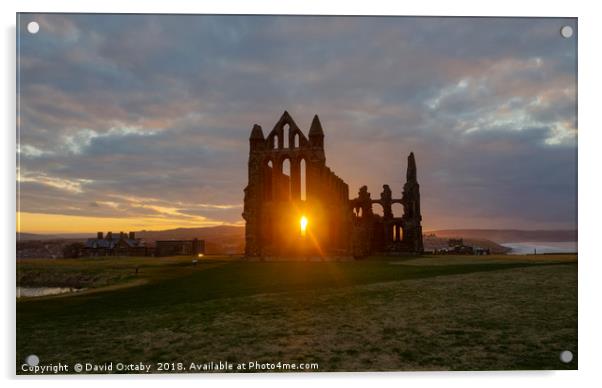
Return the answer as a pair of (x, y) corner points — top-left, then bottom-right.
(501, 241), (577, 255)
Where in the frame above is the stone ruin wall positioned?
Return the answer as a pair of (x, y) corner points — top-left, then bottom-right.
(243, 111), (423, 259)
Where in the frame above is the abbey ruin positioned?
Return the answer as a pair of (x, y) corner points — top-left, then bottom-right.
(242, 111), (423, 258)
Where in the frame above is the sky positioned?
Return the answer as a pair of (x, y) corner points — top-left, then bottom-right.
(17, 14), (577, 234)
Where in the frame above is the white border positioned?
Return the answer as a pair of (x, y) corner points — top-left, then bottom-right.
(3, 1), (601, 387)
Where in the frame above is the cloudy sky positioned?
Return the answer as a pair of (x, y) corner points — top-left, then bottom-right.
(17, 14), (577, 233)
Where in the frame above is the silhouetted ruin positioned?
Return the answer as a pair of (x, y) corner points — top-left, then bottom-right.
(243, 111), (423, 258)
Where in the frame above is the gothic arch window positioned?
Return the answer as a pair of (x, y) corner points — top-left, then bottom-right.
(264, 159), (274, 200)
(283, 123), (290, 148)
(293, 133), (300, 148)
(373, 202), (384, 217)
(392, 202), (403, 217)
(300, 158), (307, 200)
(394, 224), (404, 242)
(282, 158), (292, 200)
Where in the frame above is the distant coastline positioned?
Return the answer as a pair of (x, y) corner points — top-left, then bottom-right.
(501, 241), (577, 255)
(427, 229), (577, 243)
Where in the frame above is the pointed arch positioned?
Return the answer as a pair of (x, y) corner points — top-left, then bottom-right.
(266, 111), (309, 150)
(300, 158), (307, 201)
(373, 202), (384, 217)
(282, 158), (292, 201)
(392, 203), (403, 218)
(283, 123), (290, 148)
(264, 159), (274, 200)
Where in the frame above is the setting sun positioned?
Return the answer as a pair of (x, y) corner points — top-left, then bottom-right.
(300, 215), (308, 236)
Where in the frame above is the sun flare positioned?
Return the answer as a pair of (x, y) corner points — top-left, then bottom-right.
(300, 215), (308, 236)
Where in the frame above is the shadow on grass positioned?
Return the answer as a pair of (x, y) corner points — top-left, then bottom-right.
(18, 260), (575, 320)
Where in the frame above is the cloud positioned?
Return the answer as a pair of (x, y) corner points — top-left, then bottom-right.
(17, 14), (577, 231)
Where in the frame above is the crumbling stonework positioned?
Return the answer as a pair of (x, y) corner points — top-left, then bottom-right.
(350, 153), (424, 255)
(243, 111), (423, 258)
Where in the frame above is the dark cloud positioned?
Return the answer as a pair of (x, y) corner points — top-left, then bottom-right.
(17, 14), (577, 229)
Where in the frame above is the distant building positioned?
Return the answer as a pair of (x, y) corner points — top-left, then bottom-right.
(474, 247), (491, 256)
(155, 239), (205, 257)
(81, 232), (205, 258)
(82, 231), (150, 257)
(434, 238), (490, 255)
(446, 238), (474, 254)
(448, 238), (464, 248)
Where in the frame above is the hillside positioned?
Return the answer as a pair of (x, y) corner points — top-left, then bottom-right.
(134, 225), (245, 254)
(423, 235), (510, 254)
(133, 225), (244, 241)
(17, 232), (64, 241)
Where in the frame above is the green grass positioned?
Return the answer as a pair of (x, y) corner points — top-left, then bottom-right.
(16, 254), (577, 373)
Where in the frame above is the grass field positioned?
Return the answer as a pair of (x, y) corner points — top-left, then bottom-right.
(16, 254), (577, 373)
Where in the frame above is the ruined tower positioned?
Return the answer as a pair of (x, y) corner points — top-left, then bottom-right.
(400, 152), (423, 252)
(242, 111), (351, 258)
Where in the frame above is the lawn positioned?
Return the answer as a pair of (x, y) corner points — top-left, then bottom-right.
(16, 254), (577, 373)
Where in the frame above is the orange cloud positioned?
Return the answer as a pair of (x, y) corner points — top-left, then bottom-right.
(17, 212), (242, 234)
